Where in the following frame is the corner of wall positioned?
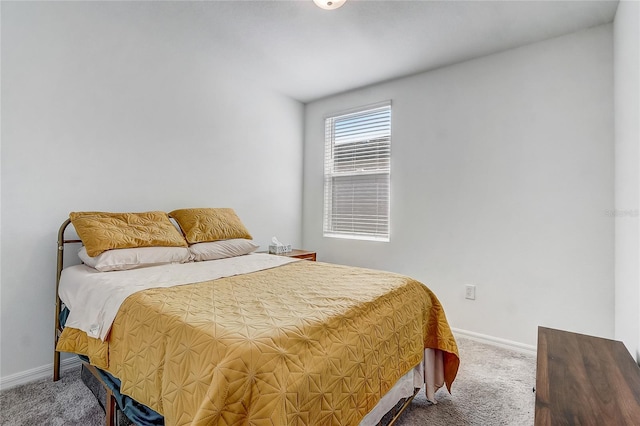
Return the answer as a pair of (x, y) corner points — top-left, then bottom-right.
(613, 0), (640, 361)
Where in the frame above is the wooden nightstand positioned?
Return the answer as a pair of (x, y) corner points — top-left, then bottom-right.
(264, 249), (316, 261)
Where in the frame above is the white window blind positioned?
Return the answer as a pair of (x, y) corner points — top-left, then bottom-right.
(323, 102), (391, 241)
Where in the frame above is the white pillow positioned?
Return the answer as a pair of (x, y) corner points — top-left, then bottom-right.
(188, 239), (259, 261)
(78, 246), (192, 272)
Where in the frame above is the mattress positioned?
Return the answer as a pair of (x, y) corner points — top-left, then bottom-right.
(58, 257), (459, 425)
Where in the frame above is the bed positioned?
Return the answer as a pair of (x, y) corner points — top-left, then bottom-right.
(53, 209), (459, 426)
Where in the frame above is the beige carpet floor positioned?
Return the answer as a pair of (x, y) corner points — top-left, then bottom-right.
(396, 337), (536, 425)
(0, 337), (536, 425)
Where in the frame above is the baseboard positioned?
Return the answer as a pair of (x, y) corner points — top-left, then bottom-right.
(452, 327), (537, 356)
(0, 356), (81, 391)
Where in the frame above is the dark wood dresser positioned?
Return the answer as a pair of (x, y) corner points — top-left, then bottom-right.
(535, 326), (640, 425)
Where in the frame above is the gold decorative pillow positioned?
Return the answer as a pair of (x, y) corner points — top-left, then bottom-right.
(69, 211), (188, 257)
(169, 208), (252, 244)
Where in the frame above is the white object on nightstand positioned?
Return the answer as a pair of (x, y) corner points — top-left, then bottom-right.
(269, 236), (292, 254)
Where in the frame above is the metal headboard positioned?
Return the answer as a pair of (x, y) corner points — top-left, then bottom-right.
(53, 218), (81, 381)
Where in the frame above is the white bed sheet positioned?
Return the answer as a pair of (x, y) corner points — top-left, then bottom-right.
(59, 253), (298, 340)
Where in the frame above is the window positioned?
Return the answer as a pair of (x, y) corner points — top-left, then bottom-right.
(323, 101), (391, 241)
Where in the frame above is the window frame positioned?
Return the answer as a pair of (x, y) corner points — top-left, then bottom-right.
(322, 101), (392, 242)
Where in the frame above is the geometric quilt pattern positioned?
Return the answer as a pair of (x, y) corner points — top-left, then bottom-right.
(57, 261), (459, 425)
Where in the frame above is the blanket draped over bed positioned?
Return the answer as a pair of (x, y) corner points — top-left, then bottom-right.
(57, 260), (459, 426)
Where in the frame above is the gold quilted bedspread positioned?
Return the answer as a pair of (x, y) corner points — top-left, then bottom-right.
(57, 261), (459, 426)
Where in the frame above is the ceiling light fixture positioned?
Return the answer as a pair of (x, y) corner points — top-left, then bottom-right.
(313, 0), (346, 10)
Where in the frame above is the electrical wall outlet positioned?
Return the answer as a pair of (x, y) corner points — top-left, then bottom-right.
(465, 284), (476, 300)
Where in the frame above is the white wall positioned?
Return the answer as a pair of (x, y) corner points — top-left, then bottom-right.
(614, 0), (640, 360)
(0, 2), (303, 380)
(303, 25), (614, 348)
